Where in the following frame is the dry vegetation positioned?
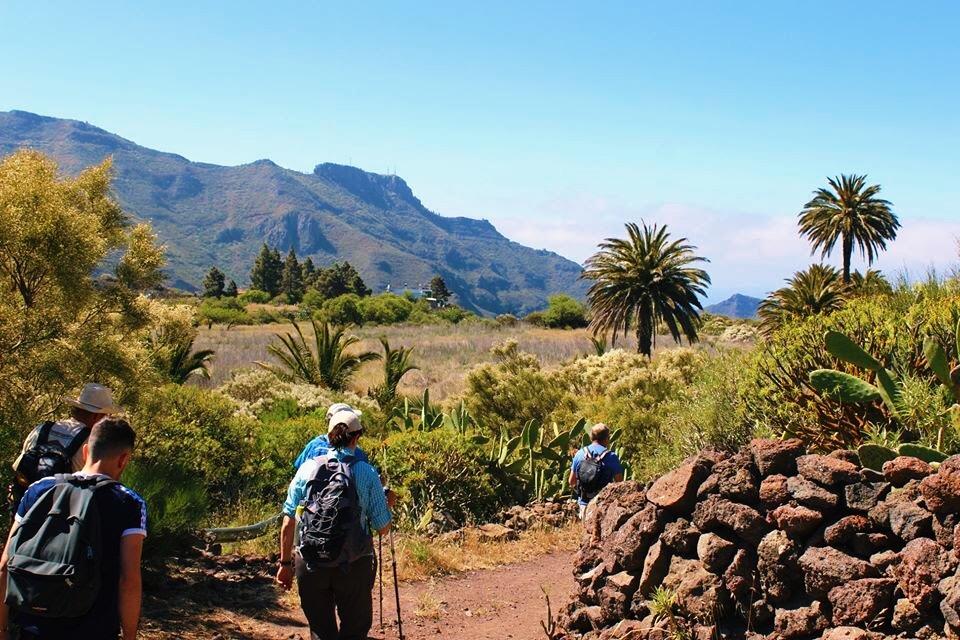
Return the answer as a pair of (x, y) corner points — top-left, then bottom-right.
(193, 322), (691, 400)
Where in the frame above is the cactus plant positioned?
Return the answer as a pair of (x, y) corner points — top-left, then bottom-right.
(897, 443), (949, 464)
(856, 443), (897, 471)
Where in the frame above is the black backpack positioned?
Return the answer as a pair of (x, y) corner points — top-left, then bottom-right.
(297, 456), (371, 570)
(577, 448), (610, 501)
(5, 475), (116, 618)
(14, 421), (90, 487)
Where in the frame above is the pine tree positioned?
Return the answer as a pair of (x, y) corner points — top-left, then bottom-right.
(223, 279), (238, 298)
(281, 249), (304, 303)
(429, 275), (451, 304)
(202, 266), (226, 298)
(313, 261), (371, 299)
(301, 257), (317, 287)
(250, 244), (282, 296)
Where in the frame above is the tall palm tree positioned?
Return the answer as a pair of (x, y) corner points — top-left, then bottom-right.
(369, 337), (419, 408)
(582, 222), (710, 357)
(757, 264), (847, 332)
(798, 174), (900, 284)
(257, 320), (380, 391)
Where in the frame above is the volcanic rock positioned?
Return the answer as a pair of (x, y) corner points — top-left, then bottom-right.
(749, 437), (805, 476)
(797, 454), (861, 487)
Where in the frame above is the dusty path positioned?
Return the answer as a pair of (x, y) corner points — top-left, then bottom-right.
(145, 550), (575, 640)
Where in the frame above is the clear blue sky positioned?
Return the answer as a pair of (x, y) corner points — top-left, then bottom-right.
(2, 1), (958, 301)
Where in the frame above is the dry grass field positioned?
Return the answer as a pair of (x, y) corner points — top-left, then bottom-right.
(194, 321), (663, 401)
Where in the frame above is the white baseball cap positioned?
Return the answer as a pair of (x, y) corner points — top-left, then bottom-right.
(325, 402), (361, 421)
(328, 410), (363, 435)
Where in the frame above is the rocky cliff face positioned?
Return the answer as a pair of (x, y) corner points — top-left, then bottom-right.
(0, 110), (587, 314)
(558, 439), (960, 639)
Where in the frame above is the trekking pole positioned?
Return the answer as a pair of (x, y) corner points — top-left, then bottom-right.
(378, 532), (385, 632)
(388, 526), (404, 640)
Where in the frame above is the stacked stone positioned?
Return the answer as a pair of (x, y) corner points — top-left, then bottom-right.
(502, 500), (579, 532)
(557, 439), (960, 640)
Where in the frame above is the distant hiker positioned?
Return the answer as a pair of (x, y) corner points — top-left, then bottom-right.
(8, 383), (122, 517)
(292, 403), (370, 469)
(0, 417), (147, 640)
(276, 410), (392, 640)
(570, 423), (624, 519)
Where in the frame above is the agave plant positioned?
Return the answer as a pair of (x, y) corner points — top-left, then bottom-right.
(758, 264), (847, 332)
(257, 320), (380, 391)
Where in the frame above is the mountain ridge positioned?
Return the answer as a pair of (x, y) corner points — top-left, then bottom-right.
(705, 293), (761, 319)
(0, 110), (586, 314)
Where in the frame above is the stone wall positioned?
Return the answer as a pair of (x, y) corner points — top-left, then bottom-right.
(557, 439), (960, 639)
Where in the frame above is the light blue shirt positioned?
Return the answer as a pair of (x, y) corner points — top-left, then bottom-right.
(572, 443), (624, 506)
(283, 447), (391, 533)
(292, 434), (369, 469)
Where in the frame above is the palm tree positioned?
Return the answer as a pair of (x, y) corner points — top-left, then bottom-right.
(582, 222), (710, 357)
(849, 268), (892, 297)
(369, 338), (419, 408)
(798, 174), (900, 284)
(166, 340), (216, 384)
(757, 264), (847, 332)
(257, 320), (380, 391)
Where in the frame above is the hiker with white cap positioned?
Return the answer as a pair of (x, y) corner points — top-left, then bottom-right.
(277, 409), (392, 640)
(291, 402), (370, 469)
(9, 383), (122, 515)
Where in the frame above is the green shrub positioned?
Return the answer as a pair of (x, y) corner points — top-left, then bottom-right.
(463, 340), (577, 433)
(321, 293), (364, 325)
(496, 314), (519, 327)
(123, 461), (208, 555)
(375, 428), (517, 529)
(197, 297), (251, 326)
(359, 293), (414, 324)
(239, 289), (271, 304)
(132, 384), (255, 504)
(524, 311), (546, 327)
(540, 294), (589, 329)
(436, 305), (470, 324)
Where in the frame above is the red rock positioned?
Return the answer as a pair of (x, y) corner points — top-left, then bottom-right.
(828, 577), (895, 626)
(829, 449), (862, 465)
(660, 517), (699, 555)
(824, 514), (873, 547)
(611, 503), (665, 571)
(798, 546), (879, 598)
(723, 548), (753, 602)
(920, 456), (960, 515)
(647, 458), (711, 514)
(759, 474), (790, 508)
(773, 600), (829, 639)
(770, 504), (823, 537)
(796, 454), (861, 487)
(661, 556), (727, 622)
(821, 628), (884, 640)
(888, 500), (933, 541)
(757, 530), (800, 605)
(749, 438), (805, 476)
(710, 452), (759, 502)
(893, 537), (957, 612)
(692, 494), (768, 544)
(883, 456), (933, 486)
(787, 475), (841, 510)
(636, 540), (671, 598)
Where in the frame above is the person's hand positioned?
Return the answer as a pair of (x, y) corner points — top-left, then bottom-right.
(276, 563), (294, 591)
(385, 488), (397, 509)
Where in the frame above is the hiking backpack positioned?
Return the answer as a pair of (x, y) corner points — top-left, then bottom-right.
(5, 475), (116, 618)
(13, 421), (90, 487)
(297, 456), (371, 570)
(576, 448), (610, 501)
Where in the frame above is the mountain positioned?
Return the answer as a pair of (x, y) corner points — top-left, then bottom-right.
(705, 294), (761, 319)
(0, 110), (587, 315)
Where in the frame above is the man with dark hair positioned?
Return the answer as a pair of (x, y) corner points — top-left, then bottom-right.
(570, 423), (624, 519)
(9, 383), (122, 515)
(0, 417), (147, 640)
(277, 410), (391, 640)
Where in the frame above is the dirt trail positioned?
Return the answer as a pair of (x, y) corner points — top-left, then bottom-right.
(198, 551), (575, 640)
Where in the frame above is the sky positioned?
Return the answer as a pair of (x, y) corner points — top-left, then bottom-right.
(1, 1), (958, 302)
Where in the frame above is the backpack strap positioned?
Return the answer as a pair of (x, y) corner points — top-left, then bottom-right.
(63, 425), (92, 461)
(596, 449), (610, 462)
(35, 421), (55, 445)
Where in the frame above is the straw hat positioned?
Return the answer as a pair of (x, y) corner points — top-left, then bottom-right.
(62, 383), (122, 415)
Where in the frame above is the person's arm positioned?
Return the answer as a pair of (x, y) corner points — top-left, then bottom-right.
(609, 451), (625, 482)
(360, 465), (392, 535)
(569, 449), (582, 488)
(276, 516), (296, 590)
(118, 534), (144, 640)
(0, 524), (18, 639)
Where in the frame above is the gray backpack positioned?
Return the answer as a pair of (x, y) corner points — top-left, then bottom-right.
(4, 475), (115, 618)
